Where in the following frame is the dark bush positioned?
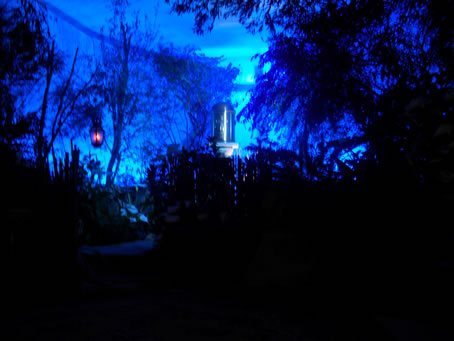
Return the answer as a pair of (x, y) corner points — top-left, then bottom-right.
(143, 141), (454, 312)
(2, 144), (81, 303)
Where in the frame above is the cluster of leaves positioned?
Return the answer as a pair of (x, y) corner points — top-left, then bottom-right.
(243, 145), (302, 183)
(360, 88), (454, 186)
(0, 0), (48, 152)
(77, 155), (155, 245)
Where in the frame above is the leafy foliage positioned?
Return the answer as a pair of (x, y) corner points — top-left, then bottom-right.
(167, 0), (454, 184)
(1, 0), (99, 168)
(0, 0), (49, 152)
(151, 44), (239, 149)
(77, 155), (155, 245)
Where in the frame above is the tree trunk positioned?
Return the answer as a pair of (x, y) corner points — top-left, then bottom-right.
(106, 154), (116, 186)
(48, 48), (79, 155)
(37, 40), (55, 169)
(299, 122), (312, 177)
(106, 24), (130, 186)
(106, 126), (122, 186)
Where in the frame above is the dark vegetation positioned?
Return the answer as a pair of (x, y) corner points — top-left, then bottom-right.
(144, 142), (454, 317)
(3, 136), (454, 320)
(1, 0), (454, 328)
(2, 142), (81, 301)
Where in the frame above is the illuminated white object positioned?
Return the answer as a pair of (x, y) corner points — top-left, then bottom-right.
(212, 102), (238, 157)
(216, 142), (239, 157)
(224, 107), (227, 142)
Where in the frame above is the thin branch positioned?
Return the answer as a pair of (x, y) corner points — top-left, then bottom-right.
(50, 48), (78, 148)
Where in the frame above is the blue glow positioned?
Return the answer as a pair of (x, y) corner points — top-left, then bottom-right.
(246, 74), (255, 83)
(20, 1), (368, 184)
(262, 62), (271, 74)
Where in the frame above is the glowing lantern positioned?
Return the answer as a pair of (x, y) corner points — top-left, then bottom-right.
(90, 119), (105, 148)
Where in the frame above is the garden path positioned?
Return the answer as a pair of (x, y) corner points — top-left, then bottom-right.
(4, 239), (453, 340)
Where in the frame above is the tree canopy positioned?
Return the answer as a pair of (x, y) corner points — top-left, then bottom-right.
(166, 0), (454, 182)
(0, 0), (49, 152)
(152, 44), (239, 149)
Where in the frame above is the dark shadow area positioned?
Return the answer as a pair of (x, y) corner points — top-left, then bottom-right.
(3, 144), (454, 340)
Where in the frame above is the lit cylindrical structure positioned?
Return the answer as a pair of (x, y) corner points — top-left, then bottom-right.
(212, 102), (238, 158)
(212, 102), (235, 143)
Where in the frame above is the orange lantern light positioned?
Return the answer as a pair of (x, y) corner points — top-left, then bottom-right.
(90, 120), (105, 148)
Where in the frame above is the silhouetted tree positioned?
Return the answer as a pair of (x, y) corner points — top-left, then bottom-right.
(0, 0), (48, 152)
(1, 1), (98, 167)
(153, 44), (239, 149)
(36, 44), (98, 169)
(166, 0), (454, 182)
(96, 0), (157, 185)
